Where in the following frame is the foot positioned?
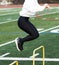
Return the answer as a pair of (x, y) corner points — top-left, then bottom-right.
(15, 38), (23, 51)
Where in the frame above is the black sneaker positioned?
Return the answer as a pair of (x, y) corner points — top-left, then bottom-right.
(15, 38), (23, 51)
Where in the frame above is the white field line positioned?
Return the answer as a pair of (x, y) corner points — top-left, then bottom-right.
(0, 40), (15, 47)
(0, 25), (59, 48)
(34, 11), (59, 17)
(0, 8), (15, 10)
(0, 7), (59, 16)
(39, 25), (59, 34)
(50, 7), (59, 9)
(0, 19), (17, 24)
(1, 10), (57, 17)
(0, 25), (59, 61)
(0, 9), (18, 12)
(37, 28), (44, 31)
(0, 57), (59, 61)
(0, 7), (59, 25)
(0, 53), (10, 57)
(42, 17), (59, 20)
(0, 11), (58, 25)
(0, 6), (58, 11)
(40, 11), (59, 16)
(0, 12), (18, 16)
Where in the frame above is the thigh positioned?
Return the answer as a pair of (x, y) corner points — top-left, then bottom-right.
(27, 20), (38, 34)
(18, 17), (38, 35)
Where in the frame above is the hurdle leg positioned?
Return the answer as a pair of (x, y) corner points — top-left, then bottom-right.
(9, 61), (18, 65)
(33, 46), (45, 65)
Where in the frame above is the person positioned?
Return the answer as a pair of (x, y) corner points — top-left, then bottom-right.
(15, 0), (50, 51)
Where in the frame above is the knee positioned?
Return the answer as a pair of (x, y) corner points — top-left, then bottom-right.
(33, 32), (39, 39)
(35, 32), (39, 38)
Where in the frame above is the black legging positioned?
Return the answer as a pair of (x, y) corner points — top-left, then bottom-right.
(18, 16), (39, 43)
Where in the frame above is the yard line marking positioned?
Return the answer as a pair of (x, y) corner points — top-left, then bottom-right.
(42, 17), (59, 21)
(0, 9), (18, 12)
(50, 29), (59, 33)
(0, 57), (59, 61)
(40, 11), (59, 16)
(37, 28), (44, 31)
(0, 7), (59, 16)
(0, 53), (10, 57)
(0, 8), (15, 10)
(0, 11), (58, 25)
(0, 25), (59, 47)
(0, 19), (17, 24)
(0, 40), (15, 47)
(50, 7), (59, 9)
(39, 25), (59, 34)
(34, 11), (59, 17)
(0, 7), (59, 24)
(0, 12), (18, 16)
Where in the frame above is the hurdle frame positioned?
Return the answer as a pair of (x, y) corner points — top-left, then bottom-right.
(9, 61), (18, 65)
(33, 46), (45, 65)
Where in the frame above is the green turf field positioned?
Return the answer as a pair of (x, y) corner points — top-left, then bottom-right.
(0, 7), (59, 65)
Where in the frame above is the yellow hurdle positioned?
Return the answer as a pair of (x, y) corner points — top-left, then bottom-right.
(9, 61), (18, 65)
(33, 46), (45, 65)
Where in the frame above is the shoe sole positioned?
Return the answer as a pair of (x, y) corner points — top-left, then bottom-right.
(15, 38), (20, 51)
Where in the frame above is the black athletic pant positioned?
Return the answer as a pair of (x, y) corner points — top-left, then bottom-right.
(18, 16), (39, 43)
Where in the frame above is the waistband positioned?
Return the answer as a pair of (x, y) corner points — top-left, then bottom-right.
(20, 16), (29, 19)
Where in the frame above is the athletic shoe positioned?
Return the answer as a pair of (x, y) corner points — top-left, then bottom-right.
(15, 38), (23, 51)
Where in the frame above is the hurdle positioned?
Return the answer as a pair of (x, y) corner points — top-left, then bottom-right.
(9, 46), (45, 65)
(33, 46), (45, 65)
(9, 61), (18, 65)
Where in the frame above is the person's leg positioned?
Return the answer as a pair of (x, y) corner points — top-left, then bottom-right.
(15, 16), (39, 51)
(18, 16), (39, 42)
